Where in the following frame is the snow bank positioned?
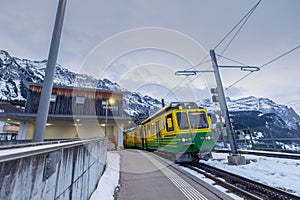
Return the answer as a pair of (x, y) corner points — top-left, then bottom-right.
(90, 152), (120, 200)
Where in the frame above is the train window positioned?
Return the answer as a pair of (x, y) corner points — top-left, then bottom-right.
(152, 123), (155, 134)
(189, 112), (208, 129)
(166, 114), (174, 132)
(147, 125), (151, 136)
(176, 112), (189, 130)
(156, 121), (161, 138)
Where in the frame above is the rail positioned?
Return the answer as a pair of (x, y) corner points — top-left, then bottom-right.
(180, 162), (299, 200)
(214, 149), (300, 160)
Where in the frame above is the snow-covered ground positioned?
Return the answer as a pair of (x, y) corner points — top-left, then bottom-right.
(181, 152), (300, 198)
(199, 153), (300, 197)
(90, 152), (120, 200)
(91, 151), (300, 199)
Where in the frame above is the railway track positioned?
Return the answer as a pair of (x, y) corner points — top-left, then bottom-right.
(180, 162), (299, 200)
(214, 149), (300, 160)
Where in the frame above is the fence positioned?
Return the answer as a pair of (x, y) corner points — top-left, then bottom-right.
(214, 126), (300, 153)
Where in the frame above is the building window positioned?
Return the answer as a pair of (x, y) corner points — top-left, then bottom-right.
(76, 96), (85, 104)
(50, 94), (57, 102)
(0, 109), (4, 113)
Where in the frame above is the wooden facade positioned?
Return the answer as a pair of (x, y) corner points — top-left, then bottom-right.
(25, 84), (124, 117)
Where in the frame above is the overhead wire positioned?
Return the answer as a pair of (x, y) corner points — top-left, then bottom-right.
(218, 6), (256, 57)
(163, 0), (262, 100)
(225, 44), (300, 90)
(284, 99), (300, 108)
(162, 54), (211, 100)
(216, 54), (248, 66)
(289, 101), (300, 106)
(213, 0), (262, 51)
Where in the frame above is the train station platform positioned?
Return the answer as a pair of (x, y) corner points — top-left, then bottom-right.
(115, 149), (233, 200)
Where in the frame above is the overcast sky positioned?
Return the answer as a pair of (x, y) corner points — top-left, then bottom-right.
(1, 0), (300, 114)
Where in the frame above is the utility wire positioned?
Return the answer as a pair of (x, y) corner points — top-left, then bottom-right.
(218, 6), (256, 57)
(226, 44), (300, 90)
(260, 44), (300, 69)
(286, 99), (300, 107)
(163, 0), (262, 100)
(217, 54), (248, 66)
(162, 54), (211, 99)
(286, 99), (300, 105)
(213, 0), (262, 51)
(289, 101), (300, 106)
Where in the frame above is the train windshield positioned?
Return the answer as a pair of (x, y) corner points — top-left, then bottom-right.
(176, 112), (189, 130)
(188, 111), (208, 129)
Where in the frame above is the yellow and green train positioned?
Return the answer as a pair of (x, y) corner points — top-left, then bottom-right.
(124, 102), (215, 162)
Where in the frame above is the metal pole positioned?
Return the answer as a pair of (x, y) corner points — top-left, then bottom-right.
(33, 0), (67, 142)
(105, 100), (108, 137)
(210, 49), (238, 155)
(248, 128), (254, 150)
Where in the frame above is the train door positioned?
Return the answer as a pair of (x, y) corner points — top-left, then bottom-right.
(143, 127), (148, 149)
(140, 128), (145, 149)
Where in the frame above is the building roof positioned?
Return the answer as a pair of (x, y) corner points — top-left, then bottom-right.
(0, 102), (23, 113)
(24, 82), (125, 95)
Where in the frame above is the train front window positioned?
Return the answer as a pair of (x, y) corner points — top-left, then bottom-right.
(189, 112), (208, 129)
(176, 112), (189, 130)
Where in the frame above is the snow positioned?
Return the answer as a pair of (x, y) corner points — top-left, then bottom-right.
(90, 152), (120, 200)
(197, 153), (300, 197)
(92, 151), (300, 199)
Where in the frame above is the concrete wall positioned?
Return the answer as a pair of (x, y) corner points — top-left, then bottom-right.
(0, 139), (107, 200)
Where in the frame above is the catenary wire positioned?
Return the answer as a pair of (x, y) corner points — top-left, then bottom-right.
(213, 0), (262, 51)
(225, 44), (300, 90)
(218, 1), (260, 56)
(163, 0), (262, 100)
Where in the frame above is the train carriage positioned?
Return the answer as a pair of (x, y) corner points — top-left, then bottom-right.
(124, 102), (215, 162)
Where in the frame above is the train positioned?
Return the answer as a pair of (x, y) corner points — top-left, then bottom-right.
(124, 102), (215, 162)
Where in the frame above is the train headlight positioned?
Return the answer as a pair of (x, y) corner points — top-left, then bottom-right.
(205, 136), (212, 140)
(181, 138), (188, 142)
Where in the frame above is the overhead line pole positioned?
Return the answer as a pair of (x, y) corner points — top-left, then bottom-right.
(175, 50), (258, 165)
(210, 50), (238, 155)
(33, 0), (67, 142)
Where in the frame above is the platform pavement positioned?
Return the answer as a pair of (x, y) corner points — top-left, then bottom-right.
(115, 149), (234, 200)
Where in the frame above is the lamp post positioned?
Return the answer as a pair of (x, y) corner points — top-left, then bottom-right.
(103, 98), (115, 137)
(102, 100), (108, 137)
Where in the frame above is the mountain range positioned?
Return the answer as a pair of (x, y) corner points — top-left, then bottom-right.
(1, 50), (300, 137)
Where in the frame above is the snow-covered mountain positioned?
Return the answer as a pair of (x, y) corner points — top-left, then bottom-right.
(0, 50), (161, 117)
(227, 96), (300, 129)
(200, 96), (300, 134)
(0, 50), (124, 100)
(1, 50), (299, 132)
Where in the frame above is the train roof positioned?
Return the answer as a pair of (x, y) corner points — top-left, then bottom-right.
(141, 102), (204, 125)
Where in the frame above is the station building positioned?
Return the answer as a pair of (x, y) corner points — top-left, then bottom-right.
(0, 83), (133, 148)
